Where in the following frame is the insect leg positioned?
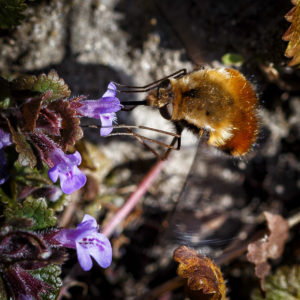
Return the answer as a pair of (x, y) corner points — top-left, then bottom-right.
(162, 123), (183, 159)
(107, 125), (181, 159)
(113, 69), (187, 93)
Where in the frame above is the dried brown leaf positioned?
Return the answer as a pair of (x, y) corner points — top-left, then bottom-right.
(282, 0), (300, 66)
(247, 212), (289, 287)
(174, 245), (226, 300)
(47, 99), (83, 151)
(21, 91), (52, 132)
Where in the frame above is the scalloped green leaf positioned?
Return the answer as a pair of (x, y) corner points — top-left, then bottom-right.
(29, 265), (62, 300)
(14, 162), (51, 186)
(4, 197), (56, 230)
(6, 119), (37, 168)
(0, 0), (27, 29)
(252, 265), (300, 300)
(12, 70), (71, 103)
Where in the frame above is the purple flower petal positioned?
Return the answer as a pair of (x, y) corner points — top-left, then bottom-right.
(80, 214), (98, 228)
(75, 82), (121, 136)
(67, 151), (82, 165)
(100, 113), (116, 136)
(0, 129), (12, 149)
(59, 165), (87, 194)
(102, 82), (117, 98)
(48, 165), (59, 183)
(48, 149), (86, 194)
(76, 97), (120, 118)
(76, 242), (93, 271)
(87, 233), (112, 268)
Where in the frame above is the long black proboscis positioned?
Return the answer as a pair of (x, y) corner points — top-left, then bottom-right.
(120, 100), (147, 106)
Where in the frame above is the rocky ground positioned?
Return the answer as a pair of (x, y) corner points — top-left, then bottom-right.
(0, 0), (299, 299)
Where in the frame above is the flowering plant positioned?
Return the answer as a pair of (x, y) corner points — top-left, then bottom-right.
(0, 71), (119, 299)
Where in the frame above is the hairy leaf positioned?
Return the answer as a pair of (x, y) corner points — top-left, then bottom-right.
(4, 197), (56, 230)
(0, 0), (27, 29)
(283, 0), (300, 67)
(247, 212), (289, 287)
(174, 245), (227, 300)
(30, 265), (63, 300)
(21, 91), (53, 132)
(252, 265), (300, 300)
(47, 99), (83, 150)
(6, 119), (37, 168)
(12, 70), (71, 103)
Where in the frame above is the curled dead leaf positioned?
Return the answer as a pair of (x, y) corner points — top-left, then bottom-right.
(173, 245), (226, 300)
(21, 91), (52, 132)
(247, 212), (289, 288)
(282, 0), (300, 67)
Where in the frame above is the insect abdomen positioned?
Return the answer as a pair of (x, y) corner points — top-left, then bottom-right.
(208, 68), (259, 156)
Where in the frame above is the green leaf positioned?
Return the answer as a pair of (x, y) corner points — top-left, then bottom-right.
(4, 197), (56, 230)
(12, 70), (71, 103)
(252, 265), (300, 300)
(0, 0), (27, 29)
(9, 126), (37, 169)
(222, 53), (244, 66)
(0, 188), (14, 206)
(29, 265), (62, 300)
(14, 161), (51, 186)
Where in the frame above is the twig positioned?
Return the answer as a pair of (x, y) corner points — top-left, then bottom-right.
(103, 159), (165, 237)
(287, 210), (300, 228)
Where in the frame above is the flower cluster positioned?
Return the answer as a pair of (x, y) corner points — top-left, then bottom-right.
(0, 79), (121, 194)
(0, 215), (111, 299)
(0, 71), (116, 299)
(0, 225), (67, 300)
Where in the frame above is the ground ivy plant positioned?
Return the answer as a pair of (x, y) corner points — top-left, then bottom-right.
(0, 71), (120, 299)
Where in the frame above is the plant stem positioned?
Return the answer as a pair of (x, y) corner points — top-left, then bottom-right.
(102, 159), (165, 238)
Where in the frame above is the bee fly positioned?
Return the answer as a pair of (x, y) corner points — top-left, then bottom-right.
(112, 68), (259, 159)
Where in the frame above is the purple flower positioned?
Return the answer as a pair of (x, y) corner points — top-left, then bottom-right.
(75, 82), (121, 136)
(48, 149), (86, 194)
(54, 214), (112, 271)
(0, 128), (12, 148)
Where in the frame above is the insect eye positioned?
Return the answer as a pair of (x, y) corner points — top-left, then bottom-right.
(159, 102), (173, 120)
(157, 79), (172, 98)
